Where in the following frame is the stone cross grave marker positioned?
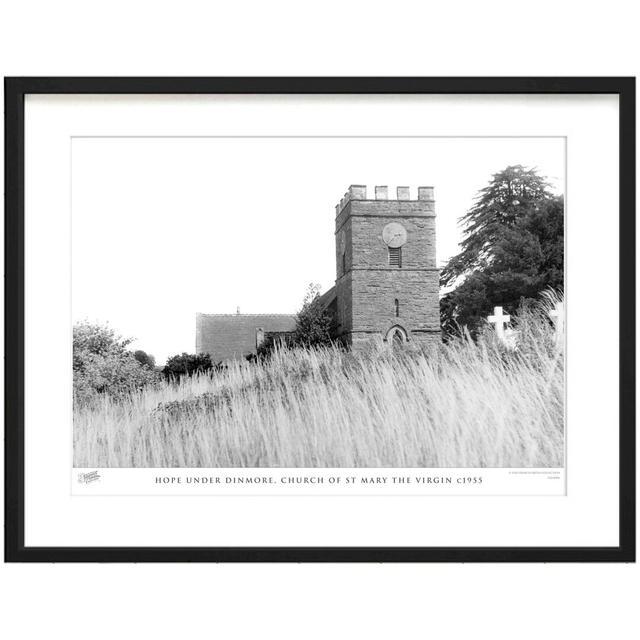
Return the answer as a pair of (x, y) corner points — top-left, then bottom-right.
(549, 301), (564, 347)
(487, 306), (511, 343)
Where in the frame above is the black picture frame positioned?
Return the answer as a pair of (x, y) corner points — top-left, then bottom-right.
(4, 77), (635, 563)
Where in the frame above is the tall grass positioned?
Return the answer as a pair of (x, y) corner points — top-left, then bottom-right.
(74, 301), (564, 468)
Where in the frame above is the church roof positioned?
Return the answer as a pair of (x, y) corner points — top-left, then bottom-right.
(196, 313), (297, 363)
(316, 286), (337, 311)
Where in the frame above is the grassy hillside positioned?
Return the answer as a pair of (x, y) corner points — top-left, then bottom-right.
(74, 300), (564, 468)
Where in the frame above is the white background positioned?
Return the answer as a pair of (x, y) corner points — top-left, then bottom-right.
(1, 2), (638, 640)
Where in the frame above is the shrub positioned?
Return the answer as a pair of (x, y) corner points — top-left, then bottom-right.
(293, 283), (335, 347)
(254, 333), (295, 359)
(73, 322), (160, 404)
(256, 283), (335, 359)
(162, 352), (213, 380)
(134, 349), (156, 369)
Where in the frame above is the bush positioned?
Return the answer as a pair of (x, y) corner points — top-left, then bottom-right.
(254, 333), (294, 359)
(293, 283), (335, 347)
(257, 283), (335, 359)
(162, 352), (213, 380)
(73, 322), (160, 404)
(134, 349), (156, 369)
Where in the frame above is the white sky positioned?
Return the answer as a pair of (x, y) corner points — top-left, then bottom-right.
(72, 137), (564, 364)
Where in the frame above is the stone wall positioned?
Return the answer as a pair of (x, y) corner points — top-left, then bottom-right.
(350, 214), (436, 270)
(350, 269), (440, 334)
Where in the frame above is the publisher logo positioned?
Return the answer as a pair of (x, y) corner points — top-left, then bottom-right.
(78, 470), (101, 484)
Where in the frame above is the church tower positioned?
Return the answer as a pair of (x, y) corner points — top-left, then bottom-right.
(334, 185), (440, 349)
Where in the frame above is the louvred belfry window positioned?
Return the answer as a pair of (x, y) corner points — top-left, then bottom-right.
(388, 246), (402, 267)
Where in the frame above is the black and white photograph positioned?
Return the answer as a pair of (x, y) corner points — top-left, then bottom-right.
(71, 136), (565, 472)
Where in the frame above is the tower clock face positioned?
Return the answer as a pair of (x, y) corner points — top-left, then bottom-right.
(382, 222), (407, 248)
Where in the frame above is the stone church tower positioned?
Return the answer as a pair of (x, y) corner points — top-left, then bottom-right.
(334, 185), (440, 349)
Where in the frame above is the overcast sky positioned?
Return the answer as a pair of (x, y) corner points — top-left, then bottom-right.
(72, 136), (564, 364)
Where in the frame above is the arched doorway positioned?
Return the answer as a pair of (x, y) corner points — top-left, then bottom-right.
(385, 325), (408, 346)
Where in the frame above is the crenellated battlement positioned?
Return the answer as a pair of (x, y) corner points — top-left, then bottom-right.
(336, 184), (435, 215)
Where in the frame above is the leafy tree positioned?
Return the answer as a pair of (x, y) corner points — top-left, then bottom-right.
(254, 283), (334, 359)
(73, 321), (130, 358)
(134, 349), (156, 369)
(73, 322), (159, 403)
(293, 283), (335, 348)
(162, 352), (213, 379)
(440, 166), (563, 337)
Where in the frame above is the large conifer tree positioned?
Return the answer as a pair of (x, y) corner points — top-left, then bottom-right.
(440, 165), (564, 336)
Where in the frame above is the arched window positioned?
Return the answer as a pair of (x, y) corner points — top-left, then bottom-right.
(394, 298), (399, 317)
